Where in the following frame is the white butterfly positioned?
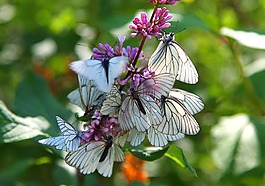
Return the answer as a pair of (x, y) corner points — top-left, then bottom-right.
(157, 90), (202, 135)
(38, 116), (81, 152)
(127, 127), (185, 147)
(67, 75), (106, 115)
(70, 56), (128, 92)
(148, 32), (198, 84)
(169, 88), (204, 115)
(100, 86), (121, 115)
(65, 136), (124, 177)
(118, 73), (175, 132)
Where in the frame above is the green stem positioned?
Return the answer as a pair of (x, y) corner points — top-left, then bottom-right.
(228, 39), (265, 115)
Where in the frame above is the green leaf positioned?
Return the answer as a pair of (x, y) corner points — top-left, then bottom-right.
(12, 70), (71, 135)
(0, 100), (49, 143)
(211, 114), (264, 178)
(129, 145), (169, 161)
(165, 145), (197, 177)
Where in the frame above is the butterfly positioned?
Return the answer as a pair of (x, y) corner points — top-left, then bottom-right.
(118, 73), (175, 132)
(65, 136), (124, 177)
(157, 89), (203, 135)
(70, 56), (128, 92)
(67, 75), (106, 117)
(100, 86), (121, 116)
(148, 32), (198, 84)
(38, 116), (81, 152)
(127, 127), (185, 147)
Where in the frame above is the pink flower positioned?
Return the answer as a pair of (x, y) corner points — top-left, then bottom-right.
(129, 8), (172, 39)
(148, 0), (180, 5)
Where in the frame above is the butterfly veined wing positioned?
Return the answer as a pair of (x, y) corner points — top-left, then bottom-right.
(166, 133), (185, 141)
(38, 116), (80, 152)
(66, 137), (124, 177)
(119, 93), (162, 132)
(127, 128), (146, 146)
(97, 143), (124, 177)
(147, 126), (168, 147)
(101, 86), (121, 115)
(119, 74), (172, 132)
(70, 56), (128, 92)
(55, 116), (81, 152)
(169, 88), (204, 115)
(38, 136), (68, 151)
(157, 96), (200, 135)
(148, 33), (198, 84)
(65, 141), (105, 171)
(139, 73), (175, 99)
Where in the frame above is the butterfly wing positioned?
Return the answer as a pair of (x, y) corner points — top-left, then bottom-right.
(56, 116), (80, 152)
(70, 59), (109, 92)
(147, 126), (168, 147)
(108, 56), (128, 81)
(127, 128), (146, 146)
(148, 33), (198, 84)
(65, 141), (105, 173)
(139, 73), (175, 99)
(169, 88), (204, 115)
(101, 86), (121, 115)
(38, 136), (67, 151)
(158, 97), (200, 135)
(119, 94), (162, 132)
(166, 133), (185, 141)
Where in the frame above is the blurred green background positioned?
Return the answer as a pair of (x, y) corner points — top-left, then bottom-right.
(1, 0), (265, 185)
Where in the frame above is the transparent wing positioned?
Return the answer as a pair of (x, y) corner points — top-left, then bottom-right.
(166, 133), (185, 141)
(65, 141), (105, 172)
(113, 131), (129, 147)
(56, 116), (80, 152)
(157, 97), (200, 135)
(148, 33), (198, 84)
(139, 73), (175, 99)
(38, 136), (67, 151)
(169, 88), (204, 115)
(69, 59), (110, 92)
(70, 57), (128, 92)
(127, 128), (146, 146)
(119, 94), (162, 132)
(109, 56), (128, 81)
(148, 126), (168, 147)
(101, 86), (121, 115)
(38, 116), (80, 152)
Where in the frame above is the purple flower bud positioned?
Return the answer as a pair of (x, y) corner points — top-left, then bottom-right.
(148, 0), (180, 5)
(129, 8), (172, 39)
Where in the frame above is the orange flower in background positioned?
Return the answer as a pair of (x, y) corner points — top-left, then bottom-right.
(121, 153), (149, 183)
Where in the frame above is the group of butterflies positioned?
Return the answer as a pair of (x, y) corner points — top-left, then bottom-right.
(39, 32), (204, 177)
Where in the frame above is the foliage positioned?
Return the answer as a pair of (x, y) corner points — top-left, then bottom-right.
(1, 0), (265, 185)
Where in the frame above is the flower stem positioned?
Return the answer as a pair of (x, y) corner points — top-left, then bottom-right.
(131, 5), (158, 67)
(228, 39), (265, 115)
(119, 5), (159, 92)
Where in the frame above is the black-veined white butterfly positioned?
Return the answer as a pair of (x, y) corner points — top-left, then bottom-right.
(127, 127), (185, 147)
(38, 116), (81, 152)
(148, 32), (198, 84)
(169, 88), (204, 115)
(100, 86), (121, 115)
(65, 136), (124, 177)
(67, 75), (106, 116)
(70, 56), (128, 92)
(157, 92), (201, 135)
(118, 73), (175, 132)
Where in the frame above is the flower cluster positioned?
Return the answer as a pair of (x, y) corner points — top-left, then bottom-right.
(149, 0), (180, 5)
(38, 0), (203, 179)
(129, 7), (172, 39)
